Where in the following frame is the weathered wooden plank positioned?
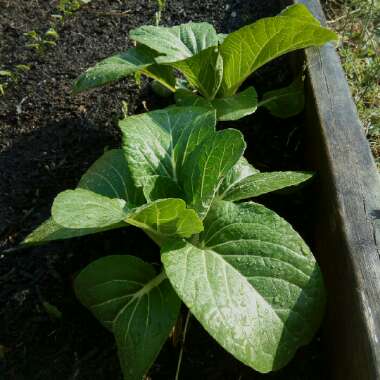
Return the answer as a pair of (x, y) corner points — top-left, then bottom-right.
(284, 0), (380, 378)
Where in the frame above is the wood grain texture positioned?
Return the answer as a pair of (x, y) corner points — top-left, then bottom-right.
(282, 0), (380, 378)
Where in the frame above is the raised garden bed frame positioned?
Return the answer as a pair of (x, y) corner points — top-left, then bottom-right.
(2, 0), (380, 378)
(286, 0), (380, 378)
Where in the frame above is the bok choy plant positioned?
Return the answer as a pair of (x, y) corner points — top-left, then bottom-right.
(24, 106), (324, 379)
(72, 4), (337, 120)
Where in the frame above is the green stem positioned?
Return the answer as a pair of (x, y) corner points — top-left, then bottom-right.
(257, 96), (279, 108)
(175, 310), (191, 380)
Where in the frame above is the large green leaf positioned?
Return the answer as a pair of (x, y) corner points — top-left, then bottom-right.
(219, 157), (260, 197)
(219, 4), (338, 96)
(22, 218), (126, 245)
(279, 2), (321, 23)
(162, 200), (325, 373)
(130, 23), (222, 99)
(121, 106), (245, 218)
(260, 76), (305, 118)
(78, 149), (145, 207)
(172, 46), (223, 99)
(130, 22), (219, 64)
(212, 87), (258, 120)
(120, 106), (216, 188)
(52, 188), (128, 229)
(75, 255), (181, 380)
(52, 192), (202, 243)
(127, 198), (203, 242)
(219, 162), (314, 201)
(142, 176), (184, 202)
(174, 89), (211, 109)
(23, 149), (141, 245)
(175, 87), (258, 121)
(72, 45), (176, 93)
(180, 129), (246, 217)
(140, 64), (176, 92)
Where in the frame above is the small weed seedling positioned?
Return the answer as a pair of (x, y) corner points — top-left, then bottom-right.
(24, 5), (337, 380)
(24, 28), (59, 54)
(57, 0), (92, 18)
(73, 4), (337, 121)
(155, 0), (166, 25)
(0, 64), (31, 96)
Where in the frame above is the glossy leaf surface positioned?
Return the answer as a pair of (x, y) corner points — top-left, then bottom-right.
(175, 87), (258, 121)
(130, 23), (222, 98)
(220, 165), (314, 201)
(22, 218), (126, 245)
(23, 149), (140, 244)
(73, 45), (175, 93)
(120, 106), (216, 188)
(142, 175), (184, 202)
(219, 4), (338, 96)
(180, 129), (246, 217)
(52, 188), (128, 229)
(127, 198), (203, 240)
(172, 46), (223, 99)
(219, 157), (260, 198)
(78, 149), (144, 207)
(121, 106), (245, 218)
(130, 22), (219, 64)
(162, 200), (325, 373)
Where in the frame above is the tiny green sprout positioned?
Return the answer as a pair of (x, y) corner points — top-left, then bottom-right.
(0, 83), (6, 96)
(0, 65), (30, 94)
(51, 14), (64, 22)
(15, 64), (31, 72)
(25, 28), (59, 54)
(134, 71), (142, 88)
(24, 30), (39, 41)
(43, 40), (57, 47)
(121, 100), (129, 118)
(45, 27), (59, 40)
(58, 0), (91, 17)
(0, 70), (14, 78)
(0, 69), (18, 83)
(58, 0), (81, 15)
(155, 0), (166, 25)
(24, 30), (44, 53)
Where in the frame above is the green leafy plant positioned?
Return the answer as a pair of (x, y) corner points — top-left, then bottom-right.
(24, 28), (59, 54)
(24, 105), (324, 379)
(0, 70), (14, 96)
(73, 4), (337, 120)
(57, 0), (91, 17)
(0, 64), (31, 96)
(22, 4), (336, 378)
(155, 0), (166, 25)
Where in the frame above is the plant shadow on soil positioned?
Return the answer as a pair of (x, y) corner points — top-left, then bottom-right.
(0, 0), (327, 379)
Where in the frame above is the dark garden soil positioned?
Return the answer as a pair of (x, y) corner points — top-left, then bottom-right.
(0, 0), (327, 379)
